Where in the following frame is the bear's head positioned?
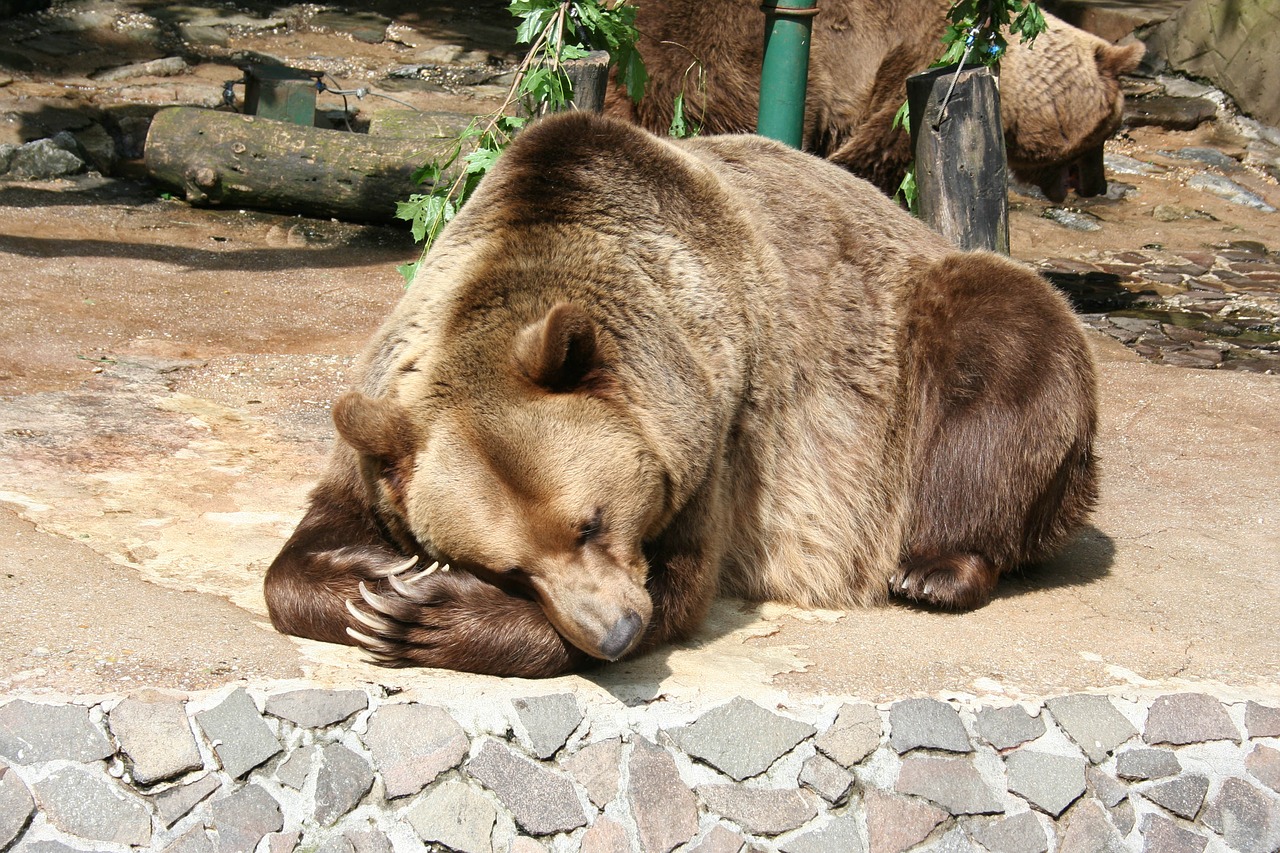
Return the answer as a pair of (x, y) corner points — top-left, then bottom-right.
(1001, 16), (1145, 202)
(333, 302), (668, 663)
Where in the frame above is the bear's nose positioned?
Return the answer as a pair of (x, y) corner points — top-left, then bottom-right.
(599, 609), (643, 660)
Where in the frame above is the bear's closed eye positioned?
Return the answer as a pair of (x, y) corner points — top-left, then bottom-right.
(577, 508), (604, 545)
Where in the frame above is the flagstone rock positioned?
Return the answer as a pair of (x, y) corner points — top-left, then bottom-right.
(929, 827), (982, 852)
(1139, 812), (1208, 853)
(896, 755), (1003, 815)
(1115, 746), (1181, 781)
(276, 744), (315, 791)
(1086, 765), (1129, 808)
(0, 700), (114, 764)
(671, 697), (815, 781)
(314, 742), (375, 826)
(1143, 693), (1239, 745)
(1245, 702), (1280, 738)
(799, 752), (854, 804)
(1004, 750), (1086, 817)
(1043, 695), (1135, 763)
(580, 815), (630, 853)
(814, 702), (881, 767)
(32, 766), (151, 847)
(966, 811), (1049, 853)
(1057, 799), (1126, 853)
(405, 778), (498, 853)
(345, 828), (395, 853)
(152, 772), (221, 829)
(468, 739), (587, 836)
(1247, 744), (1280, 794)
(889, 698), (971, 754)
(975, 706), (1045, 751)
(109, 693), (202, 785)
(208, 783), (284, 853)
(561, 737), (622, 808)
(1200, 777), (1280, 853)
(362, 702), (468, 799)
(685, 824), (747, 853)
(695, 785), (819, 837)
(1140, 773), (1209, 820)
(627, 737), (698, 853)
(166, 825), (217, 853)
(0, 765), (34, 851)
(779, 815), (864, 853)
(194, 688), (282, 779)
(264, 688), (368, 729)
(513, 693), (582, 760)
(863, 787), (947, 853)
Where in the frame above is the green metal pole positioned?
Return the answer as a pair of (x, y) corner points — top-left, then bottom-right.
(756, 0), (819, 148)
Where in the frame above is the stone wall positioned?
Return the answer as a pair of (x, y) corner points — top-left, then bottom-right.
(1145, 0), (1280, 126)
(1, 685), (1278, 852)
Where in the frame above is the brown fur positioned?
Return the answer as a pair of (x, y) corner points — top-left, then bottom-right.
(607, 0), (1144, 201)
(264, 112), (1098, 677)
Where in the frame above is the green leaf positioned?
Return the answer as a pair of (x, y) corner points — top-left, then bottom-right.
(669, 92), (687, 138)
(464, 145), (502, 175)
(892, 99), (910, 131)
(397, 260), (420, 285)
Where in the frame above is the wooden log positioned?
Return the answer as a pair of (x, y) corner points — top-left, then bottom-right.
(560, 50), (611, 113)
(144, 107), (460, 223)
(367, 109), (478, 139)
(907, 65), (1009, 254)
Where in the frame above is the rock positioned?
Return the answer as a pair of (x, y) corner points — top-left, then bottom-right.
(863, 787), (947, 853)
(467, 739), (587, 836)
(166, 825), (217, 853)
(1086, 765), (1129, 809)
(345, 828), (395, 853)
(32, 766), (151, 846)
(0, 700), (114, 764)
(194, 688), (282, 779)
(966, 811), (1049, 853)
(1044, 694), (1136, 763)
(1200, 777), (1280, 853)
(265, 831), (301, 853)
(695, 785), (819, 837)
(1105, 153), (1162, 176)
(1004, 750), (1086, 817)
(1174, 146), (1240, 170)
(275, 744), (315, 791)
(314, 743), (375, 826)
(815, 702), (881, 766)
(1123, 96), (1217, 131)
(151, 772), (221, 829)
(671, 697), (815, 781)
(1187, 174), (1276, 212)
(686, 824), (748, 853)
(562, 738), (622, 808)
(362, 702), (468, 798)
(6, 137), (85, 179)
(580, 816), (629, 853)
(1108, 797), (1136, 835)
(415, 44), (465, 64)
(1139, 812), (1208, 853)
(1247, 744), (1280, 794)
(311, 11), (391, 44)
(405, 778), (498, 853)
(889, 697), (971, 754)
(0, 142), (15, 174)
(0, 765), (35, 850)
(1057, 799), (1127, 853)
(627, 737), (698, 853)
(71, 123), (117, 174)
(92, 56), (188, 83)
(799, 752), (854, 804)
(975, 705), (1046, 751)
(1154, 204), (1216, 222)
(1143, 693), (1239, 745)
(109, 693), (202, 785)
(1115, 747), (1180, 781)
(895, 755), (1003, 815)
(779, 815), (864, 853)
(1042, 207), (1102, 232)
(1139, 773), (1209, 820)
(1246, 701), (1280, 738)
(513, 693), (582, 759)
(264, 688), (368, 728)
(208, 783), (284, 853)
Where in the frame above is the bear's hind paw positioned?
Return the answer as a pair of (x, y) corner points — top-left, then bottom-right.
(890, 553), (1000, 610)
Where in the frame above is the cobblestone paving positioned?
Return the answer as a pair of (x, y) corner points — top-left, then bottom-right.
(1, 687), (1277, 852)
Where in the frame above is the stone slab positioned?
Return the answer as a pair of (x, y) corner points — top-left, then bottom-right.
(1005, 750), (1086, 817)
(0, 765), (34, 850)
(32, 766), (151, 846)
(561, 737), (622, 809)
(975, 705), (1046, 751)
(406, 778), (497, 853)
(314, 742), (375, 826)
(0, 700), (114, 764)
(208, 783), (283, 853)
(194, 688), (282, 779)
(1200, 777), (1280, 853)
(362, 702), (468, 799)
(513, 693), (582, 760)
(696, 785), (819, 837)
(1140, 773), (1209, 820)
(1143, 693), (1240, 745)
(671, 697), (815, 781)
(966, 811), (1049, 853)
(814, 703), (881, 767)
(863, 787), (947, 853)
(109, 693), (202, 785)
(468, 739), (587, 836)
(889, 698), (971, 754)
(263, 688), (368, 728)
(896, 755), (1003, 816)
(627, 737), (698, 853)
(1044, 695), (1136, 764)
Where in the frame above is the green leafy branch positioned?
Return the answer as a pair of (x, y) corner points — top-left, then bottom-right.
(894, 0), (1047, 211)
(395, 0), (647, 284)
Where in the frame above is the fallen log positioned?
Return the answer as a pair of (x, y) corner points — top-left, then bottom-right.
(144, 107), (460, 223)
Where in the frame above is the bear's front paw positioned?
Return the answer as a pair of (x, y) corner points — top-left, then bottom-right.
(344, 558), (586, 677)
(890, 553), (999, 610)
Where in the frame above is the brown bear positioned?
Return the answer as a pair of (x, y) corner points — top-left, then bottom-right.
(606, 0), (1145, 201)
(264, 112), (1098, 678)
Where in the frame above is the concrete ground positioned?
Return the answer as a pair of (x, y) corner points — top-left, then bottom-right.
(0, 173), (1275, 710)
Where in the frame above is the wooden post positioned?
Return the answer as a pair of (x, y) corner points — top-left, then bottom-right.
(907, 64), (1009, 254)
(557, 50), (611, 113)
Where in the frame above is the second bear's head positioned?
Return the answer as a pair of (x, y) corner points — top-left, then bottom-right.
(333, 301), (668, 663)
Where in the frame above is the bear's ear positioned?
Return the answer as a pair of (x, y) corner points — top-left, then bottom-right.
(1097, 41), (1144, 78)
(332, 391), (417, 462)
(514, 302), (611, 394)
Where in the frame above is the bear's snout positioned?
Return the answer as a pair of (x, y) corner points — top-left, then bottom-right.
(599, 610), (644, 660)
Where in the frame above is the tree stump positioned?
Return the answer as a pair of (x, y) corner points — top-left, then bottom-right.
(560, 50), (611, 113)
(907, 65), (1009, 254)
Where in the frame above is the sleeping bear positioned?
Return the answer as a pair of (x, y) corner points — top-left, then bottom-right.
(606, 0), (1146, 201)
(264, 112), (1098, 677)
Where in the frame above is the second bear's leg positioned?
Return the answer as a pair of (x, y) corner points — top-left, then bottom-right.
(889, 552), (1000, 610)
